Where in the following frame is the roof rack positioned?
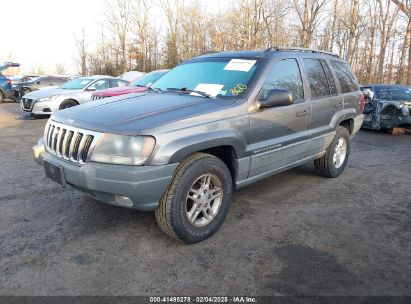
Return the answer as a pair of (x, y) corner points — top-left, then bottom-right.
(264, 47), (339, 58)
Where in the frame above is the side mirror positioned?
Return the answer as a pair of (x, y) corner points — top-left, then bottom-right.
(86, 87), (96, 92)
(36, 81), (41, 85)
(146, 82), (153, 87)
(362, 88), (373, 100)
(257, 89), (293, 109)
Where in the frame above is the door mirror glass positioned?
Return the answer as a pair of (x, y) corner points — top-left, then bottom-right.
(257, 89), (293, 109)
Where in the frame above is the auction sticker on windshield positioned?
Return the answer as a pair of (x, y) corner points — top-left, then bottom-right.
(192, 83), (224, 97)
(224, 59), (256, 72)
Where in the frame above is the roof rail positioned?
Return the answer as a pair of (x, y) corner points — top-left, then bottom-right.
(264, 47), (339, 58)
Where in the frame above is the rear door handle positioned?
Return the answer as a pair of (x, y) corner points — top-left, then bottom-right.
(296, 110), (310, 117)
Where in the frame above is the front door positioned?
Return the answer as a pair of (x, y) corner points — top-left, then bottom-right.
(249, 58), (311, 177)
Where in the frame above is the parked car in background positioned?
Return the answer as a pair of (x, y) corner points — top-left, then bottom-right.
(20, 75), (128, 115)
(9, 74), (40, 85)
(118, 71), (145, 82)
(361, 84), (411, 130)
(13, 75), (70, 96)
(0, 62), (20, 102)
(92, 69), (168, 100)
(33, 48), (363, 243)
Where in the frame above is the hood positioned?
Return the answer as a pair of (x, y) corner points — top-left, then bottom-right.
(23, 88), (80, 99)
(93, 86), (146, 97)
(52, 93), (238, 135)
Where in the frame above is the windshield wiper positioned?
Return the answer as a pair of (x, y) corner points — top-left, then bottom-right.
(146, 86), (162, 94)
(167, 88), (215, 99)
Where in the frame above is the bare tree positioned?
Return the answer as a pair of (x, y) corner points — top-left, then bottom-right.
(74, 27), (88, 75)
(291, 0), (329, 48)
(55, 62), (66, 75)
(392, 0), (411, 84)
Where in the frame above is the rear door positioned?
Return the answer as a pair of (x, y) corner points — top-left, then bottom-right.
(301, 57), (343, 156)
(330, 60), (361, 113)
(249, 58), (311, 177)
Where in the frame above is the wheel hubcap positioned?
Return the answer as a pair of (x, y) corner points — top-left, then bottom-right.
(185, 174), (223, 227)
(333, 137), (347, 168)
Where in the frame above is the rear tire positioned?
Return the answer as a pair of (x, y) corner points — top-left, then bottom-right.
(155, 153), (233, 243)
(314, 126), (351, 178)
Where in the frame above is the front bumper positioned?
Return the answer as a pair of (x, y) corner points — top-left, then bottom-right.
(33, 141), (178, 211)
(21, 99), (57, 115)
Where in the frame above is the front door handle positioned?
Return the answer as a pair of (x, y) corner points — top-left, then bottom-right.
(296, 110), (310, 117)
(334, 102), (343, 108)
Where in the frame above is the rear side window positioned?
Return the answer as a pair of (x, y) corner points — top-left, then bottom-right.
(303, 59), (330, 98)
(258, 58), (304, 101)
(330, 61), (358, 93)
(320, 60), (337, 95)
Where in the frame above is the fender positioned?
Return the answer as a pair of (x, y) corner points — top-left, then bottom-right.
(331, 108), (357, 130)
(149, 129), (247, 165)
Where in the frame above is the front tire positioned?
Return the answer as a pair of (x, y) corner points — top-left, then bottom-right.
(60, 100), (78, 110)
(0, 91), (4, 103)
(314, 126), (351, 178)
(155, 153), (233, 243)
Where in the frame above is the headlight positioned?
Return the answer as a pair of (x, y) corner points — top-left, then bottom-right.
(91, 134), (155, 165)
(38, 95), (59, 102)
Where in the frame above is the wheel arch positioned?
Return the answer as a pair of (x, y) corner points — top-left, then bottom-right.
(59, 98), (79, 110)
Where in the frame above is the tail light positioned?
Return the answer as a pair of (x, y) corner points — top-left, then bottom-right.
(360, 95), (365, 113)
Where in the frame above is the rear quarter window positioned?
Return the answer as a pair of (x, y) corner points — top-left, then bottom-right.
(330, 61), (359, 93)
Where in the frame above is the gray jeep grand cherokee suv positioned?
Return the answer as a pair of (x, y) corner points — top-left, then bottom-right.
(33, 47), (364, 243)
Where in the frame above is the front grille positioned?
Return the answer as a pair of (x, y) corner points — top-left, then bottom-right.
(91, 95), (106, 101)
(22, 98), (33, 110)
(44, 121), (101, 165)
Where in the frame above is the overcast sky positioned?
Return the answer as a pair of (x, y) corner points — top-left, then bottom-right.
(1, 0), (226, 75)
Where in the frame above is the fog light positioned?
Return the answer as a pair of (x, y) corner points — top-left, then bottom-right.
(115, 195), (134, 207)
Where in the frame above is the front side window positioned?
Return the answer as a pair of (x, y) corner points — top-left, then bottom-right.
(110, 79), (129, 88)
(258, 59), (304, 101)
(330, 61), (358, 93)
(88, 79), (110, 91)
(303, 59), (330, 98)
(152, 58), (261, 98)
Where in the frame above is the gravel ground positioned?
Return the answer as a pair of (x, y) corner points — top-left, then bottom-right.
(0, 102), (410, 296)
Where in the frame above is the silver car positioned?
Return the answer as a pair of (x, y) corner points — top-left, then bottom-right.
(20, 75), (128, 115)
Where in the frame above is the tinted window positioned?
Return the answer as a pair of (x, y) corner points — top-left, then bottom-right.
(303, 59), (330, 98)
(330, 61), (358, 93)
(320, 60), (337, 95)
(258, 59), (304, 101)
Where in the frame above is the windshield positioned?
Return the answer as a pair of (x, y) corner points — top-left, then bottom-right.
(152, 58), (261, 98)
(130, 71), (167, 87)
(61, 77), (94, 90)
(374, 86), (411, 101)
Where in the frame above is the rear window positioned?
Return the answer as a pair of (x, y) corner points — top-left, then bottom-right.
(303, 59), (330, 98)
(320, 60), (337, 95)
(330, 61), (358, 93)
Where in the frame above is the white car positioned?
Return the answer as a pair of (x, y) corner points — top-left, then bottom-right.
(20, 75), (128, 115)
